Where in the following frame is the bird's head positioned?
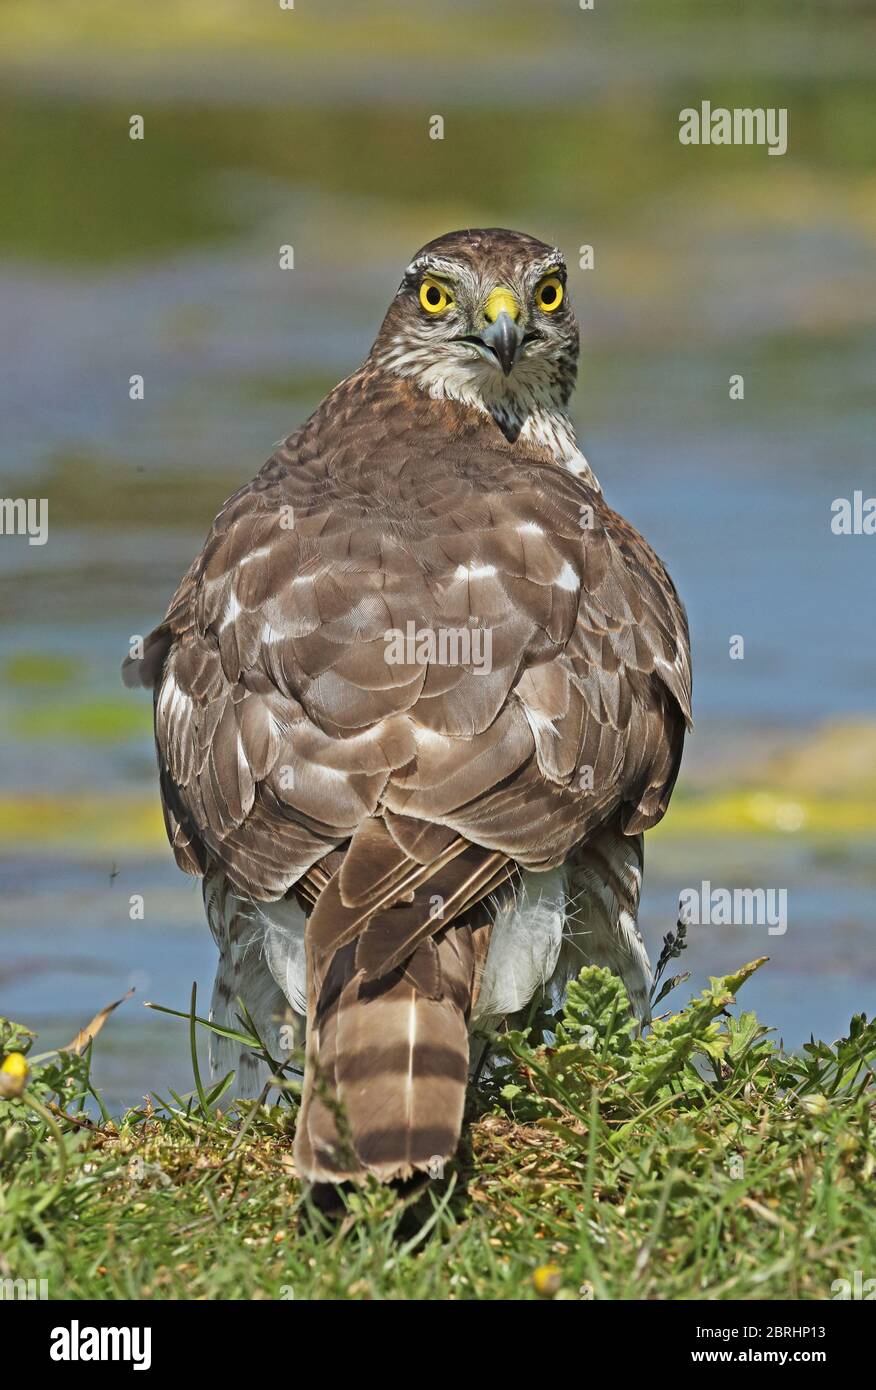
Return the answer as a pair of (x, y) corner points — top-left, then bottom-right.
(371, 228), (579, 441)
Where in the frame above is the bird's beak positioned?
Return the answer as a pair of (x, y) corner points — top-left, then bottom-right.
(481, 287), (524, 376)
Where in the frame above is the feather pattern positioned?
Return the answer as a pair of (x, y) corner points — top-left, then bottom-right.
(296, 913), (483, 1182)
(124, 229), (691, 1183)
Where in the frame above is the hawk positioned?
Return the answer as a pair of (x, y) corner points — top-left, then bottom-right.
(124, 228), (691, 1184)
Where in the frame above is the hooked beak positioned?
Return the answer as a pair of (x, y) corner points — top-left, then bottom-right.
(468, 285), (524, 376)
(481, 310), (524, 376)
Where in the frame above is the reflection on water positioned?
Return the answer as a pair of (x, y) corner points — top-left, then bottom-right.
(2, 5), (875, 1108)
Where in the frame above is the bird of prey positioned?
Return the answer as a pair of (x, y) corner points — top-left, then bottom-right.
(124, 228), (691, 1184)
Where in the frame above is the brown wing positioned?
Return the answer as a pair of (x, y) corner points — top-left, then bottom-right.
(123, 372), (690, 912)
(124, 371), (691, 1182)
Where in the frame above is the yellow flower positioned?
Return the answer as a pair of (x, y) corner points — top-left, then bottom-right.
(0, 1052), (29, 1099)
(533, 1264), (563, 1298)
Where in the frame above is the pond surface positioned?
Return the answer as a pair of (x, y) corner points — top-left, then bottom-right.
(1, 6), (874, 1108)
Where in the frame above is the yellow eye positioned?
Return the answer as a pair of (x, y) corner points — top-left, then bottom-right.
(419, 279), (453, 314)
(535, 275), (564, 313)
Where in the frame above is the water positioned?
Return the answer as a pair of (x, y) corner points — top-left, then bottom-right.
(2, 4), (875, 1108)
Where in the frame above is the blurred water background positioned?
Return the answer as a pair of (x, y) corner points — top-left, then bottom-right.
(0, 0), (874, 1110)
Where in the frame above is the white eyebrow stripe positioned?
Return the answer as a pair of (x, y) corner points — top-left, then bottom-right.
(406, 256), (462, 280)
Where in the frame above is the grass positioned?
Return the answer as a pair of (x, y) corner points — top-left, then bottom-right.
(1, 946), (874, 1301)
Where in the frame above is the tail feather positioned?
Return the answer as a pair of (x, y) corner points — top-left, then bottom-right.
(295, 912), (487, 1184)
(294, 944), (355, 1181)
(338, 930), (473, 1178)
(294, 816), (505, 1184)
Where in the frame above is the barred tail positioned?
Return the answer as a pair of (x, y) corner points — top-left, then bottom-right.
(294, 917), (483, 1184)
